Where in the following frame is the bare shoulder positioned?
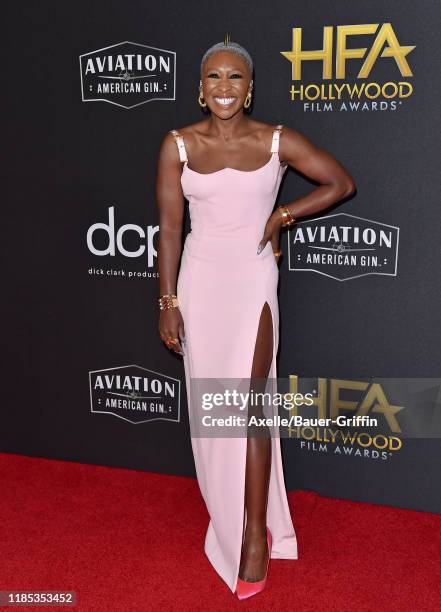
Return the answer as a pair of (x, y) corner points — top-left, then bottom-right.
(158, 121), (197, 164)
(246, 121), (309, 156)
(170, 120), (210, 143)
(160, 119), (295, 161)
(250, 120), (297, 147)
(158, 120), (207, 161)
(241, 119), (276, 135)
(280, 124), (309, 145)
(278, 124), (321, 162)
(159, 120), (215, 169)
(175, 119), (280, 141)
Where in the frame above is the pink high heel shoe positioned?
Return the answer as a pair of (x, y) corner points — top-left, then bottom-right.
(235, 526), (272, 600)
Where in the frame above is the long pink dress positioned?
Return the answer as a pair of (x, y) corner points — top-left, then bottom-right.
(172, 124), (298, 593)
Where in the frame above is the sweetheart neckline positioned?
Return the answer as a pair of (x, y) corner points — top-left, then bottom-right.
(183, 151), (284, 176)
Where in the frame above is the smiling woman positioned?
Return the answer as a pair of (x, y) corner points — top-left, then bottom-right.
(156, 36), (355, 601)
(200, 40), (253, 116)
(213, 96), (237, 106)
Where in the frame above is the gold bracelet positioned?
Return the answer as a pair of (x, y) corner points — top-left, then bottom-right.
(158, 293), (179, 310)
(278, 206), (295, 226)
(277, 205), (296, 227)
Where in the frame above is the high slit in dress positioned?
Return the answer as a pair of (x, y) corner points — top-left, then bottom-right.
(172, 124), (298, 593)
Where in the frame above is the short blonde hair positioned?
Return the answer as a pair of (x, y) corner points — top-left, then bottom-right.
(200, 41), (253, 77)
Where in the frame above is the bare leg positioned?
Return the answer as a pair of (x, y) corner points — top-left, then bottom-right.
(238, 301), (273, 581)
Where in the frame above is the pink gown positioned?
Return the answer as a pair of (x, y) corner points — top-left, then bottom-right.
(172, 124), (298, 593)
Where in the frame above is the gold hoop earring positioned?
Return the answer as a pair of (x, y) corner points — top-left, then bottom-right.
(243, 91), (252, 109)
(198, 89), (207, 108)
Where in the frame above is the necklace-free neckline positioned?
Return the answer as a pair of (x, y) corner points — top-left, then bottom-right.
(183, 151), (282, 177)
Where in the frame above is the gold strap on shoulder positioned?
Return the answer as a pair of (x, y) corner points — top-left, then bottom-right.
(169, 130), (188, 163)
(270, 125), (283, 153)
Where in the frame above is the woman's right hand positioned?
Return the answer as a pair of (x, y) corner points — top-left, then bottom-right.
(159, 308), (186, 356)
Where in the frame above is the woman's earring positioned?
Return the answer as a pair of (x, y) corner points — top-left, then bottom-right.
(198, 88), (207, 108)
(243, 90), (252, 109)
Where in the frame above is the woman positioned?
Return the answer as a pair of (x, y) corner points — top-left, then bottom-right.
(156, 37), (355, 600)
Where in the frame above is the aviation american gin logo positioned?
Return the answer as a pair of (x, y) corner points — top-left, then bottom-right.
(79, 41), (176, 108)
(288, 213), (399, 281)
(89, 365), (181, 424)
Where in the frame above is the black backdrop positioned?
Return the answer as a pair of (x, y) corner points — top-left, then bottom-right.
(3, 1), (441, 514)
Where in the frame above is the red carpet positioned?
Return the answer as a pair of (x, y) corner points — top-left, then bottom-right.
(0, 452), (440, 611)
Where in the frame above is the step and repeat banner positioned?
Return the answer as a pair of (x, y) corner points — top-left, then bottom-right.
(4, 1), (440, 514)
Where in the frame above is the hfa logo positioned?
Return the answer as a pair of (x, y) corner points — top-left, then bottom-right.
(79, 41), (176, 109)
(281, 23), (416, 110)
(284, 376), (440, 461)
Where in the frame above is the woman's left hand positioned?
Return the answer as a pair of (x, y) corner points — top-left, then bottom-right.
(257, 211), (283, 256)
